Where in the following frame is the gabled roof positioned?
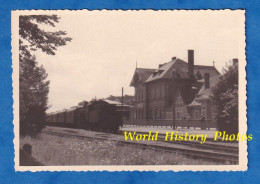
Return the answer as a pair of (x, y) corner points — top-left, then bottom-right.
(184, 75), (221, 107)
(130, 68), (155, 86)
(145, 58), (220, 83)
(194, 75), (221, 101)
(146, 58), (187, 82)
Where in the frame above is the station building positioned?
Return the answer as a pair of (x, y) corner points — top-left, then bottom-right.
(130, 50), (221, 122)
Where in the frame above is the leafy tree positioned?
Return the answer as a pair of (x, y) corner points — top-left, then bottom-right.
(19, 15), (72, 136)
(212, 63), (238, 134)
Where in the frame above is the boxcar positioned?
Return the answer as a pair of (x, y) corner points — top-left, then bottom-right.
(57, 110), (66, 124)
(81, 100), (122, 131)
(65, 107), (79, 127)
(52, 113), (58, 124)
(46, 100), (122, 132)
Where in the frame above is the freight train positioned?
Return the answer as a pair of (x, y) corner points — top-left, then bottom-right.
(46, 100), (122, 132)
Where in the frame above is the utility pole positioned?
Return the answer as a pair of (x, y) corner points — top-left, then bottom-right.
(172, 72), (176, 130)
(122, 87), (124, 120)
(172, 90), (176, 130)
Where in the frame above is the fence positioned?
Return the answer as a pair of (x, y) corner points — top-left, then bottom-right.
(123, 119), (217, 130)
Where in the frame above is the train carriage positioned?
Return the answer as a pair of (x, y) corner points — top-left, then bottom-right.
(52, 113), (58, 124)
(57, 111), (65, 124)
(65, 107), (79, 127)
(83, 100), (122, 131)
(46, 100), (122, 132)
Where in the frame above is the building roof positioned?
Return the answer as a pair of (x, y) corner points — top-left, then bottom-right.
(146, 58), (188, 82)
(186, 101), (201, 107)
(145, 58), (220, 83)
(194, 75), (221, 101)
(130, 68), (155, 86)
(104, 99), (131, 107)
(194, 65), (220, 77)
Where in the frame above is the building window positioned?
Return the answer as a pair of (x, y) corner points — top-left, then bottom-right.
(176, 91), (184, 108)
(195, 112), (197, 119)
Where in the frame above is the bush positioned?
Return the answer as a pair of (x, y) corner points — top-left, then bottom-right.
(20, 105), (46, 137)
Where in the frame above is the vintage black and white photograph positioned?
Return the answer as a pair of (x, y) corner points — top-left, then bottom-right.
(12, 10), (247, 171)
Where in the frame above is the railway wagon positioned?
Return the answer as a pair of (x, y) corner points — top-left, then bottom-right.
(52, 113), (58, 124)
(46, 100), (122, 132)
(79, 100), (122, 131)
(46, 113), (57, 125)
(46, 113), (55, 124)
(65, 107), (80, 127)
(57, 110), (66, 124)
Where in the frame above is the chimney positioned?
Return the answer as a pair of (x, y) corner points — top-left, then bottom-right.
(232, 58), (238, 66)
(188, 50), (194, 76)
(204, 73), (210, 89)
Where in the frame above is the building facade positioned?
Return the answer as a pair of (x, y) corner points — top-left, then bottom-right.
(130, 50), (221, 123)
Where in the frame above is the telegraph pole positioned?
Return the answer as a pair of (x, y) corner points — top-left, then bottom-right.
(122, 87), (124, 120)
(172, 90), (176, 130)
(172, 72), (176, 130)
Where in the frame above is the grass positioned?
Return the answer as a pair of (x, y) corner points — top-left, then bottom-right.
(20, 133), (221, 165)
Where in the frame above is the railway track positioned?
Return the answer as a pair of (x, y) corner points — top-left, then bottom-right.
(42, 128), (239, 164)
(133, 131), (239, 154)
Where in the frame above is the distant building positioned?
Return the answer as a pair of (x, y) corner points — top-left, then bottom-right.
(130, 50), (221, 122)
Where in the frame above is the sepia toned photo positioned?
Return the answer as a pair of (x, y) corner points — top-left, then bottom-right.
(12, 10), (247, 171)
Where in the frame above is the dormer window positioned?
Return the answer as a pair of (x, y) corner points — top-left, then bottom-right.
(158, 69), (164, 75)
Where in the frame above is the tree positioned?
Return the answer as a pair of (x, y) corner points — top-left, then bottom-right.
(212, 63), (238, 134)
(19, 15), (72, 136)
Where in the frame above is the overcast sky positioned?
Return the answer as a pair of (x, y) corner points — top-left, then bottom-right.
(32, 10), (244, 112)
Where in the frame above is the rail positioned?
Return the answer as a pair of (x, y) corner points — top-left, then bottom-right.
(42, 128), (238, 164)
(123, 119), (217, 129)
